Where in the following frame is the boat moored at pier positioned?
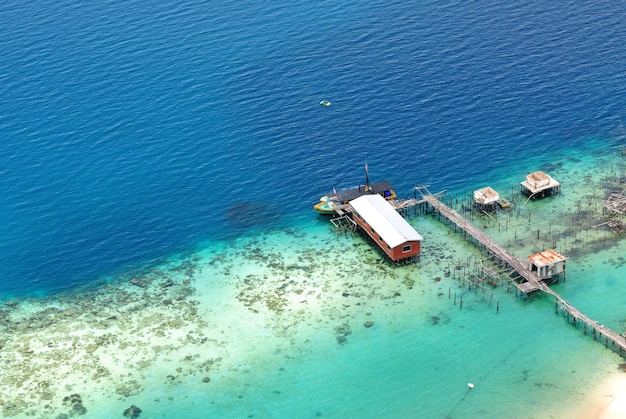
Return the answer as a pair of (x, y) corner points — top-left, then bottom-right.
(313, 180), (397, 214)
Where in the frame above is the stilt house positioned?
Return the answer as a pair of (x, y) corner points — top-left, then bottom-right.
(473, 186), (500, 211)
(349, 194), (423, 262)
(520, 171), (560, 199)
(528, 249), (567, 281)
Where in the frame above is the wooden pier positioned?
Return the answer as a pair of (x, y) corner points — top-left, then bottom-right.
(423, 195), (544, 293)
(423, 194), (626, 356)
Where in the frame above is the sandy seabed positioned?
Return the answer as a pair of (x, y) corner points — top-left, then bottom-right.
(569, 375), (626, 419)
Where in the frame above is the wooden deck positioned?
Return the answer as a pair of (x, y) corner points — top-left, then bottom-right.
(390, 198), (423, 209)
(423, 194), (626, 355)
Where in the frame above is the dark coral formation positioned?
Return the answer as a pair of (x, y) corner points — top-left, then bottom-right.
(334, 323), (352, 345)
(123, 404), (142, 418)
(58, 393), (86, 417)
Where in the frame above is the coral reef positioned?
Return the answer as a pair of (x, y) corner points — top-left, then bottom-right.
(123, 405), (142, 418)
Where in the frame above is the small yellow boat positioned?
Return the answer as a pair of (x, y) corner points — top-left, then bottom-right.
(313, 196), (338, 214)
(498, 198), (512, 209)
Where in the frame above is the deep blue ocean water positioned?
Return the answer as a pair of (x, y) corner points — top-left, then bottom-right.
(1, 0), (626, 296)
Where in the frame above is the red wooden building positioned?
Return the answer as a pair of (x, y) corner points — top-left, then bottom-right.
(349, 194), (423, 262)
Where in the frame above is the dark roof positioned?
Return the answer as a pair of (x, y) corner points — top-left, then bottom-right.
(328, 180), (395, 202)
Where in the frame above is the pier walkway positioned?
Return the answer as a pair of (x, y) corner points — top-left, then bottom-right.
(423, 194), (626, 355)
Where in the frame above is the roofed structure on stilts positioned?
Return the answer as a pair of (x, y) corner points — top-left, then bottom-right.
(349, 194), (423, 262)
(527, 249), (567, 282)
(474, 186), (500, 210)
(520, 171), (560, 199)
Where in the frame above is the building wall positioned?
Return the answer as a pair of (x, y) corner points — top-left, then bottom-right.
(532, 261), (565, 279)
(351, 213), (420, 261)
(391, 241), (421, 260)
(550, 261), (565, 275)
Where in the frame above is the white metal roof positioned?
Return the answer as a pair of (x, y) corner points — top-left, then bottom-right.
(350, 194), (423, 248)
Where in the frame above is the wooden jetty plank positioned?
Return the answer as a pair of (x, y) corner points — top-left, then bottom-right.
(390, 198), (423, 209)
(548, 287), (626, 353)
(423, 194), (626, 355)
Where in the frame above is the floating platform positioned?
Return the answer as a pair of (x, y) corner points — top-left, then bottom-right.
(497, 198), (511, 209)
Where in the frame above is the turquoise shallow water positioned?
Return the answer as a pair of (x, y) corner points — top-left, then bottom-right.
(1, 140), (625, 418)
(1, 0), (626, 417)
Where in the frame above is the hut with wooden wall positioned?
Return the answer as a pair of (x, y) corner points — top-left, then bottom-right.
(520, 171), (561, 199)
(473, 186), (500, 211)
(528, 249), (567, 282)
(349, 194), (423, 262)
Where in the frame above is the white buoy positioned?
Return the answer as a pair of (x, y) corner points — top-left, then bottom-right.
(468, 383), (475, 389)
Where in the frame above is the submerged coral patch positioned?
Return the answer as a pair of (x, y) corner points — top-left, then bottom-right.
(226, 201), (281, 228)
(123, 405), (142, 418)
(334, 323), (352, 345)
